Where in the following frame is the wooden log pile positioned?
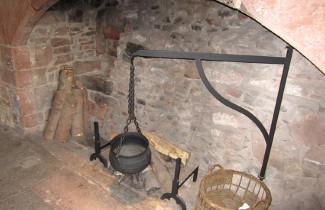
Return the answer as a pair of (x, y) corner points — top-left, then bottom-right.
(44, 67), (88, 142)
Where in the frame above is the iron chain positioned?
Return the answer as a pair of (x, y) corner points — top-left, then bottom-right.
(115, 61), (142, 155)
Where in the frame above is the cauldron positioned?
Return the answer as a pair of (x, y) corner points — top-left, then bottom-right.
(109, 132), (151, 174)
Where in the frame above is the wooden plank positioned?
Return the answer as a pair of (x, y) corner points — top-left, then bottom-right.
(43, 90), (68, 140)
(71, 88), (84, 137)
(142, 131), (190, 165)
(58, 67), (74, 91)
(54, 93), (78, 142)
(82, 88), (92, 139)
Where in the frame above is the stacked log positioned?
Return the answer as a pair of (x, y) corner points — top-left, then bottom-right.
(44, 67), (87, 142)
(43, 90), (68, 140)
(71, 88), (85, 137)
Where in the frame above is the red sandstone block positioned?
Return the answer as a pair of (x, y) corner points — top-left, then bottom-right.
(55, 27), (70, 36)
(0, 46), (13, 69)
(290, 110), (325, 147)
(0, 46), (15, 85)
(103, 26), (122, 40)
(31, 0), (45, 10)
(96, 40), (106, 55)
(1, 68), (16, 85)
(16, 89), (36, 116)
(79, 36), (94, 43)
(38, 11), (66, 25)
(79, 44), (95, 51)
(32, 67), (47, 86)
(20, 112), (42, 128)
(94, 25), (105, 55)
(11, 46), (32, 70)
(34, 45), (53, 67)
(79, 37), (89, 43)
(53, 46), (71, 54)
(225, 87), (242, 98)
(55, 54), (73, 65)
(15, 70), (33, 88)
(73, 61), (101, 74)
(51, 37), (71, 47)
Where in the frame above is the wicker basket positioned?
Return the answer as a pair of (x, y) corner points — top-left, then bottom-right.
(196, 164), (272, 210)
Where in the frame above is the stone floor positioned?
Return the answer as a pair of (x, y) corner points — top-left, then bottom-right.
(1, 122), (323, 210)
(0, 122), (200, 210)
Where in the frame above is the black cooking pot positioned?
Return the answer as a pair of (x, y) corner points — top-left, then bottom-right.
(109, 132), (151, 174)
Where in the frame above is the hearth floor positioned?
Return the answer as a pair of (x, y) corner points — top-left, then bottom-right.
(0, 123), (200, 210)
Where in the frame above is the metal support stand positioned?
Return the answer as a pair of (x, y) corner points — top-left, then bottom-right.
(90, 122), (110, 167)
(131, 47), (293, 180)
(161, 158), (199, 210)
(89, 47), (293, 209)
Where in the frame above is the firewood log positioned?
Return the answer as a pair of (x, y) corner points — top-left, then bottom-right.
(58, 67), (74, 91)
(71, 88), (84, 137)
(82, 88), (92, 139)
(142, 131), (190, 165)
(54, 93), (78, 142)
(43, 90), (68, 140)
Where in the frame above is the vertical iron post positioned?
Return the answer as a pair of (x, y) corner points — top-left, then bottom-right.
(258, 47), (293, 179)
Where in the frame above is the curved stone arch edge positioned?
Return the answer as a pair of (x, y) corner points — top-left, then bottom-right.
(8, 0), (324, 73)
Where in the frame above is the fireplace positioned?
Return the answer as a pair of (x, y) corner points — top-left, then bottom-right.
(0, 0), (324, 208)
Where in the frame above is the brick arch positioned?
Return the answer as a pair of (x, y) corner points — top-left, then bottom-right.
(216, 0), (324, 72)
(1, 0), (324, 71)
(11, 0), (60, 45)
(0, 0), (60, 130)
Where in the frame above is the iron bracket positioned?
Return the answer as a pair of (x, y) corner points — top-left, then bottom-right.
(131, 47), (293, 180)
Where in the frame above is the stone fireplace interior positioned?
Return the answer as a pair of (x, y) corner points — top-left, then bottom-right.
(0, 0), (324, 209)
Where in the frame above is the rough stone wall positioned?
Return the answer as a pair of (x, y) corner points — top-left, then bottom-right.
(20, 3), (120, 132)
(0, 0), (323, 208)
(0, 0), (31, 44)
(217, 0), (325, 72)
(0, 46), (15, 127)
(96, 0), (323, 208)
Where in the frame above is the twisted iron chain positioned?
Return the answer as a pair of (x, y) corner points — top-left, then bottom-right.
(115, 62), (142, 155)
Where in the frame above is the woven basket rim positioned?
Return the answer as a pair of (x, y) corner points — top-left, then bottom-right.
(198, 165), (272, 210)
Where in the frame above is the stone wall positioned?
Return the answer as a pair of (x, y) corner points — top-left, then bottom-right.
(18, 2), (121, 132)
(0, 0), (324, 208)
(217, 0), (325, 72)
(0, 46), (16, 127)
